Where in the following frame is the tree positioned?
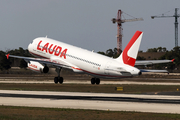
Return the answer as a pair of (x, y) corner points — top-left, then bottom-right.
(97, 51), (106, 56)
(157, 47), (162, 52)
(137, 56), (146, 60)
(162, 47), (167, 52)
(4, 47), (33, 69)
(158, 46), (180, 70)
(19, 59), (27, 69)
(146, 48), (157, 52)
(98, 48), (120, 58)
(0, 51), (11, 70)
(106, 49), (114, 57)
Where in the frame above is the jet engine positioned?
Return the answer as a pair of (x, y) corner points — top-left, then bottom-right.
(27, 61), (49, 73)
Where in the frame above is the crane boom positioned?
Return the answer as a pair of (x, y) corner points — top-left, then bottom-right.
(121, 18), (143, 23)
(112, 10), (143, 54)
(151, 16), (174, 19)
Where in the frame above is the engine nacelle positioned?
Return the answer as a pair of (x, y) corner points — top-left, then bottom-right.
(28, 61), (49, 73)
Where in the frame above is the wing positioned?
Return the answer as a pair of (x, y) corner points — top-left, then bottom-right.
(6, 54), (79, 70)
(135, 59), (174, 66)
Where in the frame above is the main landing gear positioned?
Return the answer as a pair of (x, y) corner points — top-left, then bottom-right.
(91, 78), (100, 85)
(54, 67), (63, 84)
(53, 67), (100, 85)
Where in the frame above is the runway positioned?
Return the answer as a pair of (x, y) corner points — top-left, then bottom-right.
(0, 90), (180, 114)
(1, 79), (180, 85)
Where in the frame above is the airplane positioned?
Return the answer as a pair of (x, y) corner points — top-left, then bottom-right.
(6, 31), (173, 84)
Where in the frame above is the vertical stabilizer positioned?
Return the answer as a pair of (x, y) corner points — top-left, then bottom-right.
(116, 31), (143, 66)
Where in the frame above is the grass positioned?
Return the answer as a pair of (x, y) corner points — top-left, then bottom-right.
(0, 106), (180, 120)
(0, 83), (179, 94)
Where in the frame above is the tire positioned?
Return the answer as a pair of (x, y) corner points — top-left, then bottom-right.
(54, 77), (58, 84)
(95, 78), (100, 85)
(91, 78), (95, 84)
(59, 77), (64, 84)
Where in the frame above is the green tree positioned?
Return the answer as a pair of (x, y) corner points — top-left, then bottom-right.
(6, 47), (32, 68)
(0, 51), (11, 70)
(146, 48), (157, 52)
(157, 47), (162, 52)
(162, 47), (167, 52)
(98, 48), (120, 58)
(106, 49), (114, 57)
(137, 56), (146, 60)
(19, 59), (27, 69)
(159, 46), (180, 70)
(97, 51), (106, 56)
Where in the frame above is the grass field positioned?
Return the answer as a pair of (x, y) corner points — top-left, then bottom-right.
(0, 83), (179, 94)
(0, 106), (180, 120)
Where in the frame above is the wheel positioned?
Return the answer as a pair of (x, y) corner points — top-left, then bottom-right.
(91, 78), (95, 84)
(54, 77), (58, 84)
(95, 78), (100, 85)
(58, 77), (64, 84)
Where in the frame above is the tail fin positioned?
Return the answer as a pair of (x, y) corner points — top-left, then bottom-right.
(116, 31), (143, 67)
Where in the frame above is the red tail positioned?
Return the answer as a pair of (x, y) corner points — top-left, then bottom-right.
(116, 31), (143, 66)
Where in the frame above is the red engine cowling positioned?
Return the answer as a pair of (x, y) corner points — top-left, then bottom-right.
(28, 61), (49, 73)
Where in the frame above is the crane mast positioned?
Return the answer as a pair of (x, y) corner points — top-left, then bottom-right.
(175, 8), (179, 47)
(151, 8), (180, 47)
(112, 10), (143, 54)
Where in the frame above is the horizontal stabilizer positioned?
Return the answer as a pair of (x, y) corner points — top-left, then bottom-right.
(135, 59), (174, 66)
(140, 69), (168, 73)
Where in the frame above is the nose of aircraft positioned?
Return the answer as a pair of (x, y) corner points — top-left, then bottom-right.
(28, 43), (33, 52)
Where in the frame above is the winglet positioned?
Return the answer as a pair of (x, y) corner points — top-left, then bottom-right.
(6, 54), (10, 59)
(171, 59), (175, 63)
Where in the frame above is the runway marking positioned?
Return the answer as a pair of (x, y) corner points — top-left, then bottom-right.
(0, 90), (180, 113)
(0, 80), (180, 85)
(0, 97), (180, 114)
(0, 92), (180, 104)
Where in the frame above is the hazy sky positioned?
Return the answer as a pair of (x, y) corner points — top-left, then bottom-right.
(0, 0), (180, 52)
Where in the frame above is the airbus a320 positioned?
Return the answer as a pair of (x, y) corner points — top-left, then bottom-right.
(7, 31), (173, 84)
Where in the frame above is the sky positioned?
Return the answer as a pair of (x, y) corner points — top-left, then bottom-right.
(0, 0), (180, 53)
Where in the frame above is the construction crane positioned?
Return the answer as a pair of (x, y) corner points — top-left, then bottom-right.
(151, 8), (180, 47)
(112, 10), (143, 54)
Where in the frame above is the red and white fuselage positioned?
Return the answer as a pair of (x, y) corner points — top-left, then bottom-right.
(27, 31), (143, 78)
(7, 30), (173, 84)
